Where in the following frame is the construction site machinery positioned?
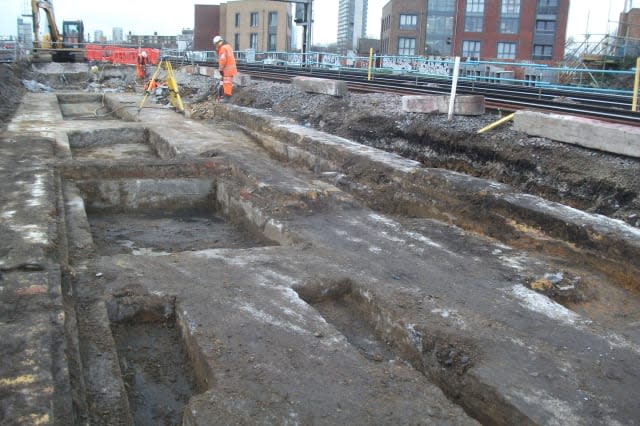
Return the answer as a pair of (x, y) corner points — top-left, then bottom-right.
(31, 0), (85, 62)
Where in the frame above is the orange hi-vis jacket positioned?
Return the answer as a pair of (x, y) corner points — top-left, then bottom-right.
(217, 43), (237, 77)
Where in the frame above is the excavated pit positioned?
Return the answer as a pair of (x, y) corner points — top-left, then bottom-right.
(68, 128), (158, 161)
(107, 294), (200, 426)
(58, 94), (118, 121)
(88, 209), (269, 256)
(74, 175), (275, 255)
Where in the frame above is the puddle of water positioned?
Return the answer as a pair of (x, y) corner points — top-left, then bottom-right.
(89, 209), (272, 255)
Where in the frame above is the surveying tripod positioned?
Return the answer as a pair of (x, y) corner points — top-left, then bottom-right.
(138, 59), (184, 113)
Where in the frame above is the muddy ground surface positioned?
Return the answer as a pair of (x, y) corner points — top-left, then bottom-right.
(3, 62), (640, 425)
(191, 80), (640, 228)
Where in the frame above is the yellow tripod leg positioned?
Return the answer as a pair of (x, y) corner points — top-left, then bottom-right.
(138, 61), (163, 112)
(164, 61), (184, 113)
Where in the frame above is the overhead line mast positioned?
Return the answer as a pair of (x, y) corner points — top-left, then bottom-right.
(271, 0), (313, 63)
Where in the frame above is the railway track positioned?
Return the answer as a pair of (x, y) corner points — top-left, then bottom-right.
(222, 62), (640, 126)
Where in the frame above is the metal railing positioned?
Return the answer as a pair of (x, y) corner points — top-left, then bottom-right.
(0, 40), (29, 63)
(1, 39), (637, 97)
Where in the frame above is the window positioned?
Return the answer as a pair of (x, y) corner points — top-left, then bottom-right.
(269, 11), (278, 27)
(398, 37), (416, 56)
(399, 14), (418, 30)
(465, 16), (483, 32)
(462, 40), (481, 58)
(466, 0), (485, 13)
(500, 0), (519, 33)
(533, 44), (553, 59)
(538, 0), (558, 14)
(429, 0), (456, 12)
(497, 42), (516, 59)
(500, 18), (518, 33)
(268, 34), (277, 51)
(535, 20), (556, 32)
(426, 0), (456, 56)
(234, 33), (240, 51)
(250, 33), (258, 49)
(250, 12), (259, 27)
(235, 13), (240, 28)
(501, 0), (520, 14)
(464, 0), (484, 32)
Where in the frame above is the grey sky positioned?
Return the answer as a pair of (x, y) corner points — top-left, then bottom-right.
(0, 0), (632, 45)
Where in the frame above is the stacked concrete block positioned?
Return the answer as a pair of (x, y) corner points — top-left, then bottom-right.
(402, 95), (485, 115)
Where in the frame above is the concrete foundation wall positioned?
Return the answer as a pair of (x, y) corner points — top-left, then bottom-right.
(513, 111), (640, 158)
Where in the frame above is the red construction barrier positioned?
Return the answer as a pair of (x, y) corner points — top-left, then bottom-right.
(85, 44), (159, 65)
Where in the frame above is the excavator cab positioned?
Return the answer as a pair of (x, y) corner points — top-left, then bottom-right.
(62, 20), (83, 48)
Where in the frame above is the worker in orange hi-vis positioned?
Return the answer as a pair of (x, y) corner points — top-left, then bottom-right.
(213, 35), (237, 103)
(136, 50), (148, 80)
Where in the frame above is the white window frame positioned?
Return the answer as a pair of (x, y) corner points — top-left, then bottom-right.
(398, 37), (416, 56)
(462, 40), (481, 59)
(496, 42), (516, 59)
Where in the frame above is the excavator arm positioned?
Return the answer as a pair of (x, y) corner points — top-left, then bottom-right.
(31, 0), (63, 47)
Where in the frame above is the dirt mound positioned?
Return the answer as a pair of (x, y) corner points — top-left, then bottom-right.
(0, 62), (28, 129)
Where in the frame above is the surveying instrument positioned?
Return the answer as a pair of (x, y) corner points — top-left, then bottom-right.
(138, 58), (184, 113)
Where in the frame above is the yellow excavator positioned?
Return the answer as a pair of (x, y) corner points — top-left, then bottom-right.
(31, 0), (85, 62)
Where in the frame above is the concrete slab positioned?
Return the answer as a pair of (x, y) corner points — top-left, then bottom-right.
(514, 110), (640, 158)
(402, 95), (485, 115)
(292, 76), (348, 97)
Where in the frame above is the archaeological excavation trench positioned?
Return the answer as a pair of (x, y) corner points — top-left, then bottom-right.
(3, 84), (640, 426)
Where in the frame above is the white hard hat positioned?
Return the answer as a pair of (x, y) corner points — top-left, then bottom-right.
(140, 51), (147, 58)
(213, 35), (223, 45)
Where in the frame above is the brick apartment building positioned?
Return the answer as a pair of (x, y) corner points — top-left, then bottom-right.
(380, 0), (569, 62)
(221, 1), (292, 52)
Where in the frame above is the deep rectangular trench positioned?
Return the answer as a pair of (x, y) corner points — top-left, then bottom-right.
(76, 177), (275, 255)
(106, 294), (201, 426)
